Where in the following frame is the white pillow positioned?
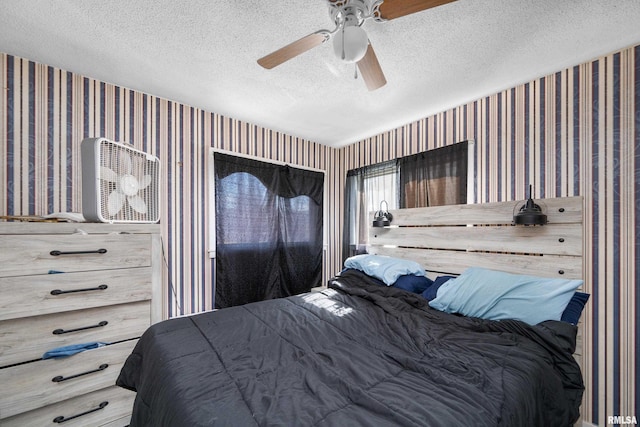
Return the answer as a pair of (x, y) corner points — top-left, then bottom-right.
(428, 267), (582, 325)
(344, 254), (426, 286)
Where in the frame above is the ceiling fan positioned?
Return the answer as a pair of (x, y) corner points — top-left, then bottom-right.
(257, 0), (457, 91)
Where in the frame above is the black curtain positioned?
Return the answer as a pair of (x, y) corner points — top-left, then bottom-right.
(214, 153), (323, 308)
(399, 141), (468, 208)
(342, 169), (366, 263)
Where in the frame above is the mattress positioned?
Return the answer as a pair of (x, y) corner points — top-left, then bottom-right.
(117, 269), (584, 426)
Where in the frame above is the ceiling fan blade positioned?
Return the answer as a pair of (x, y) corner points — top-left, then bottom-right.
(258, 31), (329, 69)
(357, 43), (386, 91)
(377, 0), (457, 20)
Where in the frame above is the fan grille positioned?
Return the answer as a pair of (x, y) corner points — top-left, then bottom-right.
(97, 140), (160, 223)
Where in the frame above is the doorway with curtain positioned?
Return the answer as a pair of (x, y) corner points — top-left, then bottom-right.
(212, 152), (324, 309)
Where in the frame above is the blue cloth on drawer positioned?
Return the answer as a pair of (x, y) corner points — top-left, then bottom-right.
(42, 342), (107, 359)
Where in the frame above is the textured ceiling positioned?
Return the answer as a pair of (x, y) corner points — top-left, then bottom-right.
(2, 0), (640, 147)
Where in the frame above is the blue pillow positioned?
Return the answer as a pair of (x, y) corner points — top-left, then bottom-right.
(393, 275), (433, 293)
(344, 254), (426, 286)
(428, 267), (583, 325)
(421, 275), (456, 301)
(561, 292), (590, 325)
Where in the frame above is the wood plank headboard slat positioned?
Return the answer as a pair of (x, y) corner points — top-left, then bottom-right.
(386, 196), (582, 226)
(371, 246), (583, 279)
(371, 223), (582, 256)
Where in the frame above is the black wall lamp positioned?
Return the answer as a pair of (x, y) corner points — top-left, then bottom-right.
(373, 200), (393, 227)
(513, 185), (548, 226)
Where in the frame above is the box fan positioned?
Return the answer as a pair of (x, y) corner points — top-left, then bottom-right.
(81, 137), (160, 223)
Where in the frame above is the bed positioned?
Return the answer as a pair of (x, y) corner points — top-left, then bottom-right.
(117, 196), (586, 426)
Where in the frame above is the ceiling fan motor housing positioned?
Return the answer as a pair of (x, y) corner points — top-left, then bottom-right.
(329, 0), (384, 25)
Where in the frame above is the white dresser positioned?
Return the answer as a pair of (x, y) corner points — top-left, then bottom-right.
(0, 222), (162, 427)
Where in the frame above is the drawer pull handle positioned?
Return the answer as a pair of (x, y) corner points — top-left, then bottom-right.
(53, 320), (108, 335)
(53, 401), (109, 423)
(51, 284), (108, 295)
(50, 248), (108, 256)
(52, 363), (109, 383)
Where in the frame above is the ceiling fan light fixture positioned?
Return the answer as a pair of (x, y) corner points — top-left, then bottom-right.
(257, 0), (458, 88)
(333, 25), (369, 63)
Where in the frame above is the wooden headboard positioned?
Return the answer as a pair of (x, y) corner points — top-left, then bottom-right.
(367, 196), (586, 423)
(368, 196), (585, 384)
(368, 196), (583, 280)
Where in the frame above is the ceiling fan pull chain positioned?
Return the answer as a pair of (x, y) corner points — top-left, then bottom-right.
(341, 25), (346, 60)
(354, 64), (358, 80)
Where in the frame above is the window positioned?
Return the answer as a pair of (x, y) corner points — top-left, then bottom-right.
(364, 162), (398, 213)
(343, 160), (397, 258)
(342, 141), (473, 262)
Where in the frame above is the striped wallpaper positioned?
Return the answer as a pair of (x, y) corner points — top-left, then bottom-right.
(0, 53), (338, 319)
(338, 45), (640, 426)
(1, 41), (638, 425)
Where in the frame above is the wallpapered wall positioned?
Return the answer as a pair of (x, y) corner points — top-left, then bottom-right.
(0, 53), (339, 319)
(1, 41), (638, 424)
(338, 45), (640, 425)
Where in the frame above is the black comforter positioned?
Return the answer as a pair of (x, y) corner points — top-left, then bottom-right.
(117, 269), (584, 426)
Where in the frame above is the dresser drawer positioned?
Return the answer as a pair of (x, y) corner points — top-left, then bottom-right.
(0, 267), (153, 321)
(0, 234), (151, 278)
(0, 301), (150, 367)
(100, 414), (133, 427)
(1, 385), (134, 427)
(0, 340), (137, 419)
